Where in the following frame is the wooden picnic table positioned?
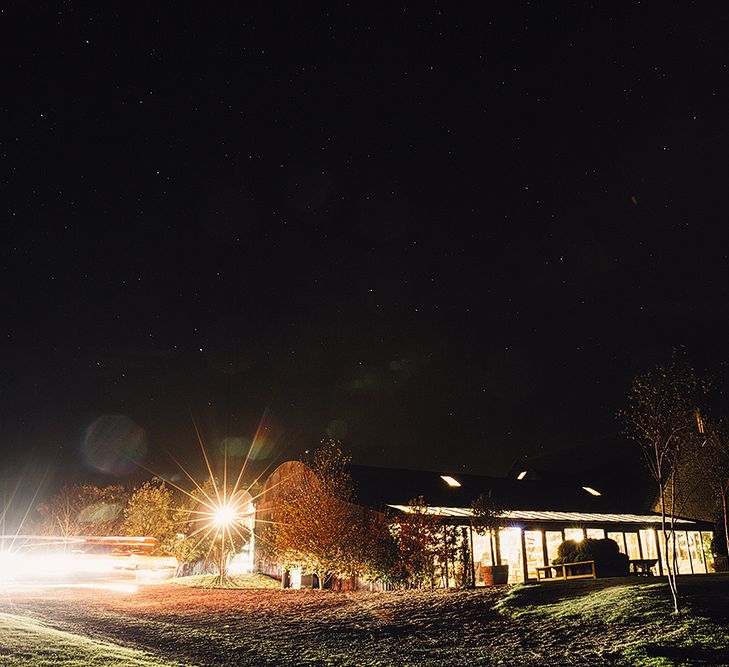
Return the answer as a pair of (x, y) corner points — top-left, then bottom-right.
(629, 558), (658, 576)
(536, 560), (596, 582)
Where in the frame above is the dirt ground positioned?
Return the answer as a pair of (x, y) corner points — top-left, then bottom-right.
(0, 583), (684, 666)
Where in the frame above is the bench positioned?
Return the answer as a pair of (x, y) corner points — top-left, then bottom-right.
(536, 560), (596, 582)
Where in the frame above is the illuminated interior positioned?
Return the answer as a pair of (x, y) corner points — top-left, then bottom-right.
(498, 528), (523, 583)
(523, 530), (544, 579)
(564, 527), (584, 542)
(387, 505), (715, 584)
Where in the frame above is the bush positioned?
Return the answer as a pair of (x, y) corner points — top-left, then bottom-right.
(553, 537), (629, 578)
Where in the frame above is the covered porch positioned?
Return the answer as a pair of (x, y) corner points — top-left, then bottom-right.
(388, 505), (716, 584)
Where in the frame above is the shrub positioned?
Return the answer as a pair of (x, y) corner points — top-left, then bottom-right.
(553, 537), (629, 578)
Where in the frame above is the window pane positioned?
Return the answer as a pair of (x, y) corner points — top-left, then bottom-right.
(657, 530), (692, 574)
(524, 531), (544, 579)
(639, 530), (658, 560)
(586, 528), (605, 539)
(498, 528), (524, 584)
(472, 530), (493, 578)
(625, 533), (641, 560)
(674, 531), (692, 574)
(688, 531), (705, 574)
(702, 532), (716, 573)
(545, 531), (563, 564)
(564, 528), (584, 542)
(608, 532), (626, 553)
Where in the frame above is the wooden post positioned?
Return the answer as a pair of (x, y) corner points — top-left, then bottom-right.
(443, 524), (449, 588)
(520, 529), (528, 582)
(540, 530), (549, 568)
(468, 524), (476, 587)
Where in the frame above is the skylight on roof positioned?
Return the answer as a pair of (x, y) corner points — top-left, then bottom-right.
(582, 486), (601, 496)
(517, 470), (527, 480)
(440, 475), (461, 487)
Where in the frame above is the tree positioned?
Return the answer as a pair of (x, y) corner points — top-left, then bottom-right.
(693, 414), (729, 560)
(471, 492), (505, 565)
(35, 484), (129, 536)
(357, 512), (405, 586)
(621, 352), (703, 614)
(267, 439), (366, 589)
(122, 478), (177, 553)
(394, 496), (440, 588)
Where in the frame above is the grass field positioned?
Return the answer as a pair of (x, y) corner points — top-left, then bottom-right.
(497, 576), (729, 665)
(1, 574), (728, 665)
(0, 612), (179, 666)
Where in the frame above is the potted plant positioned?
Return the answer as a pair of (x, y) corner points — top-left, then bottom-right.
(471, 492), (509, 585)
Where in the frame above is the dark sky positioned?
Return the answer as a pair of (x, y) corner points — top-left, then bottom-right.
(3, 3), (729, 499)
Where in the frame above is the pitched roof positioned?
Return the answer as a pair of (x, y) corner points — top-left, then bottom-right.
(348, 464), (627, 513)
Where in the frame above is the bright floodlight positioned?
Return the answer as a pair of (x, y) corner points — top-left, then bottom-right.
(440, 475), (461, 487)
(582, 486), (601, 496)
(213, 504), (236, 527)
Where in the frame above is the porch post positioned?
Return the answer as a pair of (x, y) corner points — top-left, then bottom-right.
(520, 528), (528, 582)
(468, 524), (476, 587)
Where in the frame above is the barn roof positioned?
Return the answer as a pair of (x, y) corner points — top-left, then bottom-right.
(348, 464), (650, 514)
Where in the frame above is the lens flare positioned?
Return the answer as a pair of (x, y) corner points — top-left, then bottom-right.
(213, 504), (236, 527)
(83, 414), (147, 475)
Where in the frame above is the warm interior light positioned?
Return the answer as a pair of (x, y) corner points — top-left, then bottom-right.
(582, 486), (601, 496)
(517, 470), (527, 480)
(213, 504), (236, 526)
(440, 475), (461, 487)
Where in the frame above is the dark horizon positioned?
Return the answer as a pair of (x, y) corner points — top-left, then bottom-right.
(3, 3), (729, 506)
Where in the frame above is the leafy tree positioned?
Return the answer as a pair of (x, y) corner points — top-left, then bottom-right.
(471, 492), (505, 565)
(394, 496), (440, 588)
(455, 526), (474, 588)
(621, 352), (703, 613)
(267, 439), (364, 588)
(357, 512), (405, 586)
(122, 478), (177, 553)
(35, 484), (129, 536)
(693, 414), (729, 559)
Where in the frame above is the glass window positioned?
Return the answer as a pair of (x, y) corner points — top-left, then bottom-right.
(625, 533), (641, 560)
(657, 530), (692, 574)
(498, 528), (524, 584)
(545, 531), (563, 564)
(701, 532), (716, 573)
(674, 531), (692, 574)
(472, 531), (492, 569)
(524, 531), (544, 579)
(687, 531), (705, 574)
(586, 528), (605, 539)
(608, 532), (626, 553)
(639, 529), (658, 560)
(564, 528), (584, 542)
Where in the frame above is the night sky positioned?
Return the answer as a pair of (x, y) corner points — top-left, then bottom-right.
(3, 3), (729, 500)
